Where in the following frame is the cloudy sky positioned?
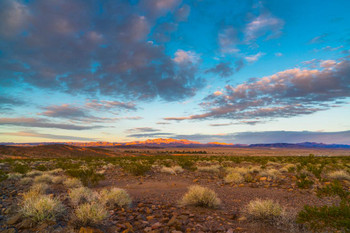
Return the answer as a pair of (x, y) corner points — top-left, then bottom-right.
(1, 0), (350, 144)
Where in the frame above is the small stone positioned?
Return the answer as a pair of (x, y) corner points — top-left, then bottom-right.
(259, 177), (267, 181)
(6, 213), (21, 225)
(152, 222), (162, 229)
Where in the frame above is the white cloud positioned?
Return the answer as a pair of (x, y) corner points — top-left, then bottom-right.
(173, 49), (200, 64)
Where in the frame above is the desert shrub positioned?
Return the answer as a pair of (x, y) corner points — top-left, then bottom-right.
(177, 159), (195, 171)
(63, 178), (83, 188)
(266, 161), (281, 167)
(33, 174), (54, 184)
(52, 176), (65, 184)
(36, 164), (48, 171)
(12, 163), (31, 174)
(7, 172), (23, 181)
(26, 170), (43, 177)
(197, 165), (220, 173)
(120, 161), (152, 176)
(25, 183), (50, 197)
(307, 163), (325, 179)
(248, 166), (261, 174)
(66, 168), (105, 186)
(244, 173), (254, 182)
(244, 199), (284, 221)
(160, 165), (184, 175)
(327, 170), (350, 181)
(260, 168), (281, 179)
(99, 188), (132, 208)
(74, 202), (108, 226)
(297, 181), (350, 232)
(296, 173), (314, 189)
(0, 170), (8, 182)
(172, 165), (184, 173)
(21, 194), (65, 222)
(224, 172), (244, 184)
(180, 185), (221, 208)
(160, 166), (176, 175)
(48, 168), (64, 175)
(225, 167), (250, 176)
(20, 177), (33, 185)
(69, 187), (96, 205)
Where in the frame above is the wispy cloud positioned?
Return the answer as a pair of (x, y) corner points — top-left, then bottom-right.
(0, 117), (100, 130)
(165, 58), (350, 122)
(1, 130), (96, 141)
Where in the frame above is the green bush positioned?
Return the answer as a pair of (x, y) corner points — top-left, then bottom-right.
(120, 162), (151, 176)
(12, 163), (31, 174)
(66, 168), (105, 186)
(296, 173), (314, 189)
(0, 170), (8, 182)
(297, 181), (350, 232)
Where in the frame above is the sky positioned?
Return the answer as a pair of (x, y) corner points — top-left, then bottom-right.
(1, 0), (350, 144)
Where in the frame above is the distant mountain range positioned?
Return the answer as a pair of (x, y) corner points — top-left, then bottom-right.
(1, 138), (350, 149)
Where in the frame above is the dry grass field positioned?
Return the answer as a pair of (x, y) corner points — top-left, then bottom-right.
(0, 146), (349, 232)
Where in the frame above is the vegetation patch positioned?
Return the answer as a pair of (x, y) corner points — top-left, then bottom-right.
(180, 185), (221, 208)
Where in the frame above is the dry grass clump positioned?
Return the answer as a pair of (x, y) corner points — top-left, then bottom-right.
(69, 187), (96, 206)
(266, 161), (281, 167)
(260, 168), (281, 179)
(33, 174), (55, 184)
(47, 168), (63, 175)
(52, 176), (65, 184)
(248, 166), (261, 173)
(63, 178), (83, 188)
(23, 183), (50, 199)
(160, 165), (184, 175)
(26, 170), (43, 177)
(74, 202), (108, 226)
(225, 167), (250, 175)
(7, 173), (23, 181)
(280, 164), (296, 173)
(21, 194), (65, 222)
(244, 199), (284, 221)
(160, 166), (176, 175)
(224, 172), (244, 184)
(180, 185), (221, 208)
(197, 165), (221, 173)
(99, 188), (132, 208)
(327, 170), (350, 181)
(20, 177), (33, 185)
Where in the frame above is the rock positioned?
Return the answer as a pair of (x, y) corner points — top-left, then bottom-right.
(0, 228), (16, 233)
(6, 213), (21, 225)
(79, 227), (104, 233)
(167, 215), (177, 226)
(259, 177), (267, 181)
(152, 222), (162, 229)
(17, 218), (33, 229)
(124, 222), (134, 232)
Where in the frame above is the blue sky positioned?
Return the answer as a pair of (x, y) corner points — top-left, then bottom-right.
(1, 0), (350, 144)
